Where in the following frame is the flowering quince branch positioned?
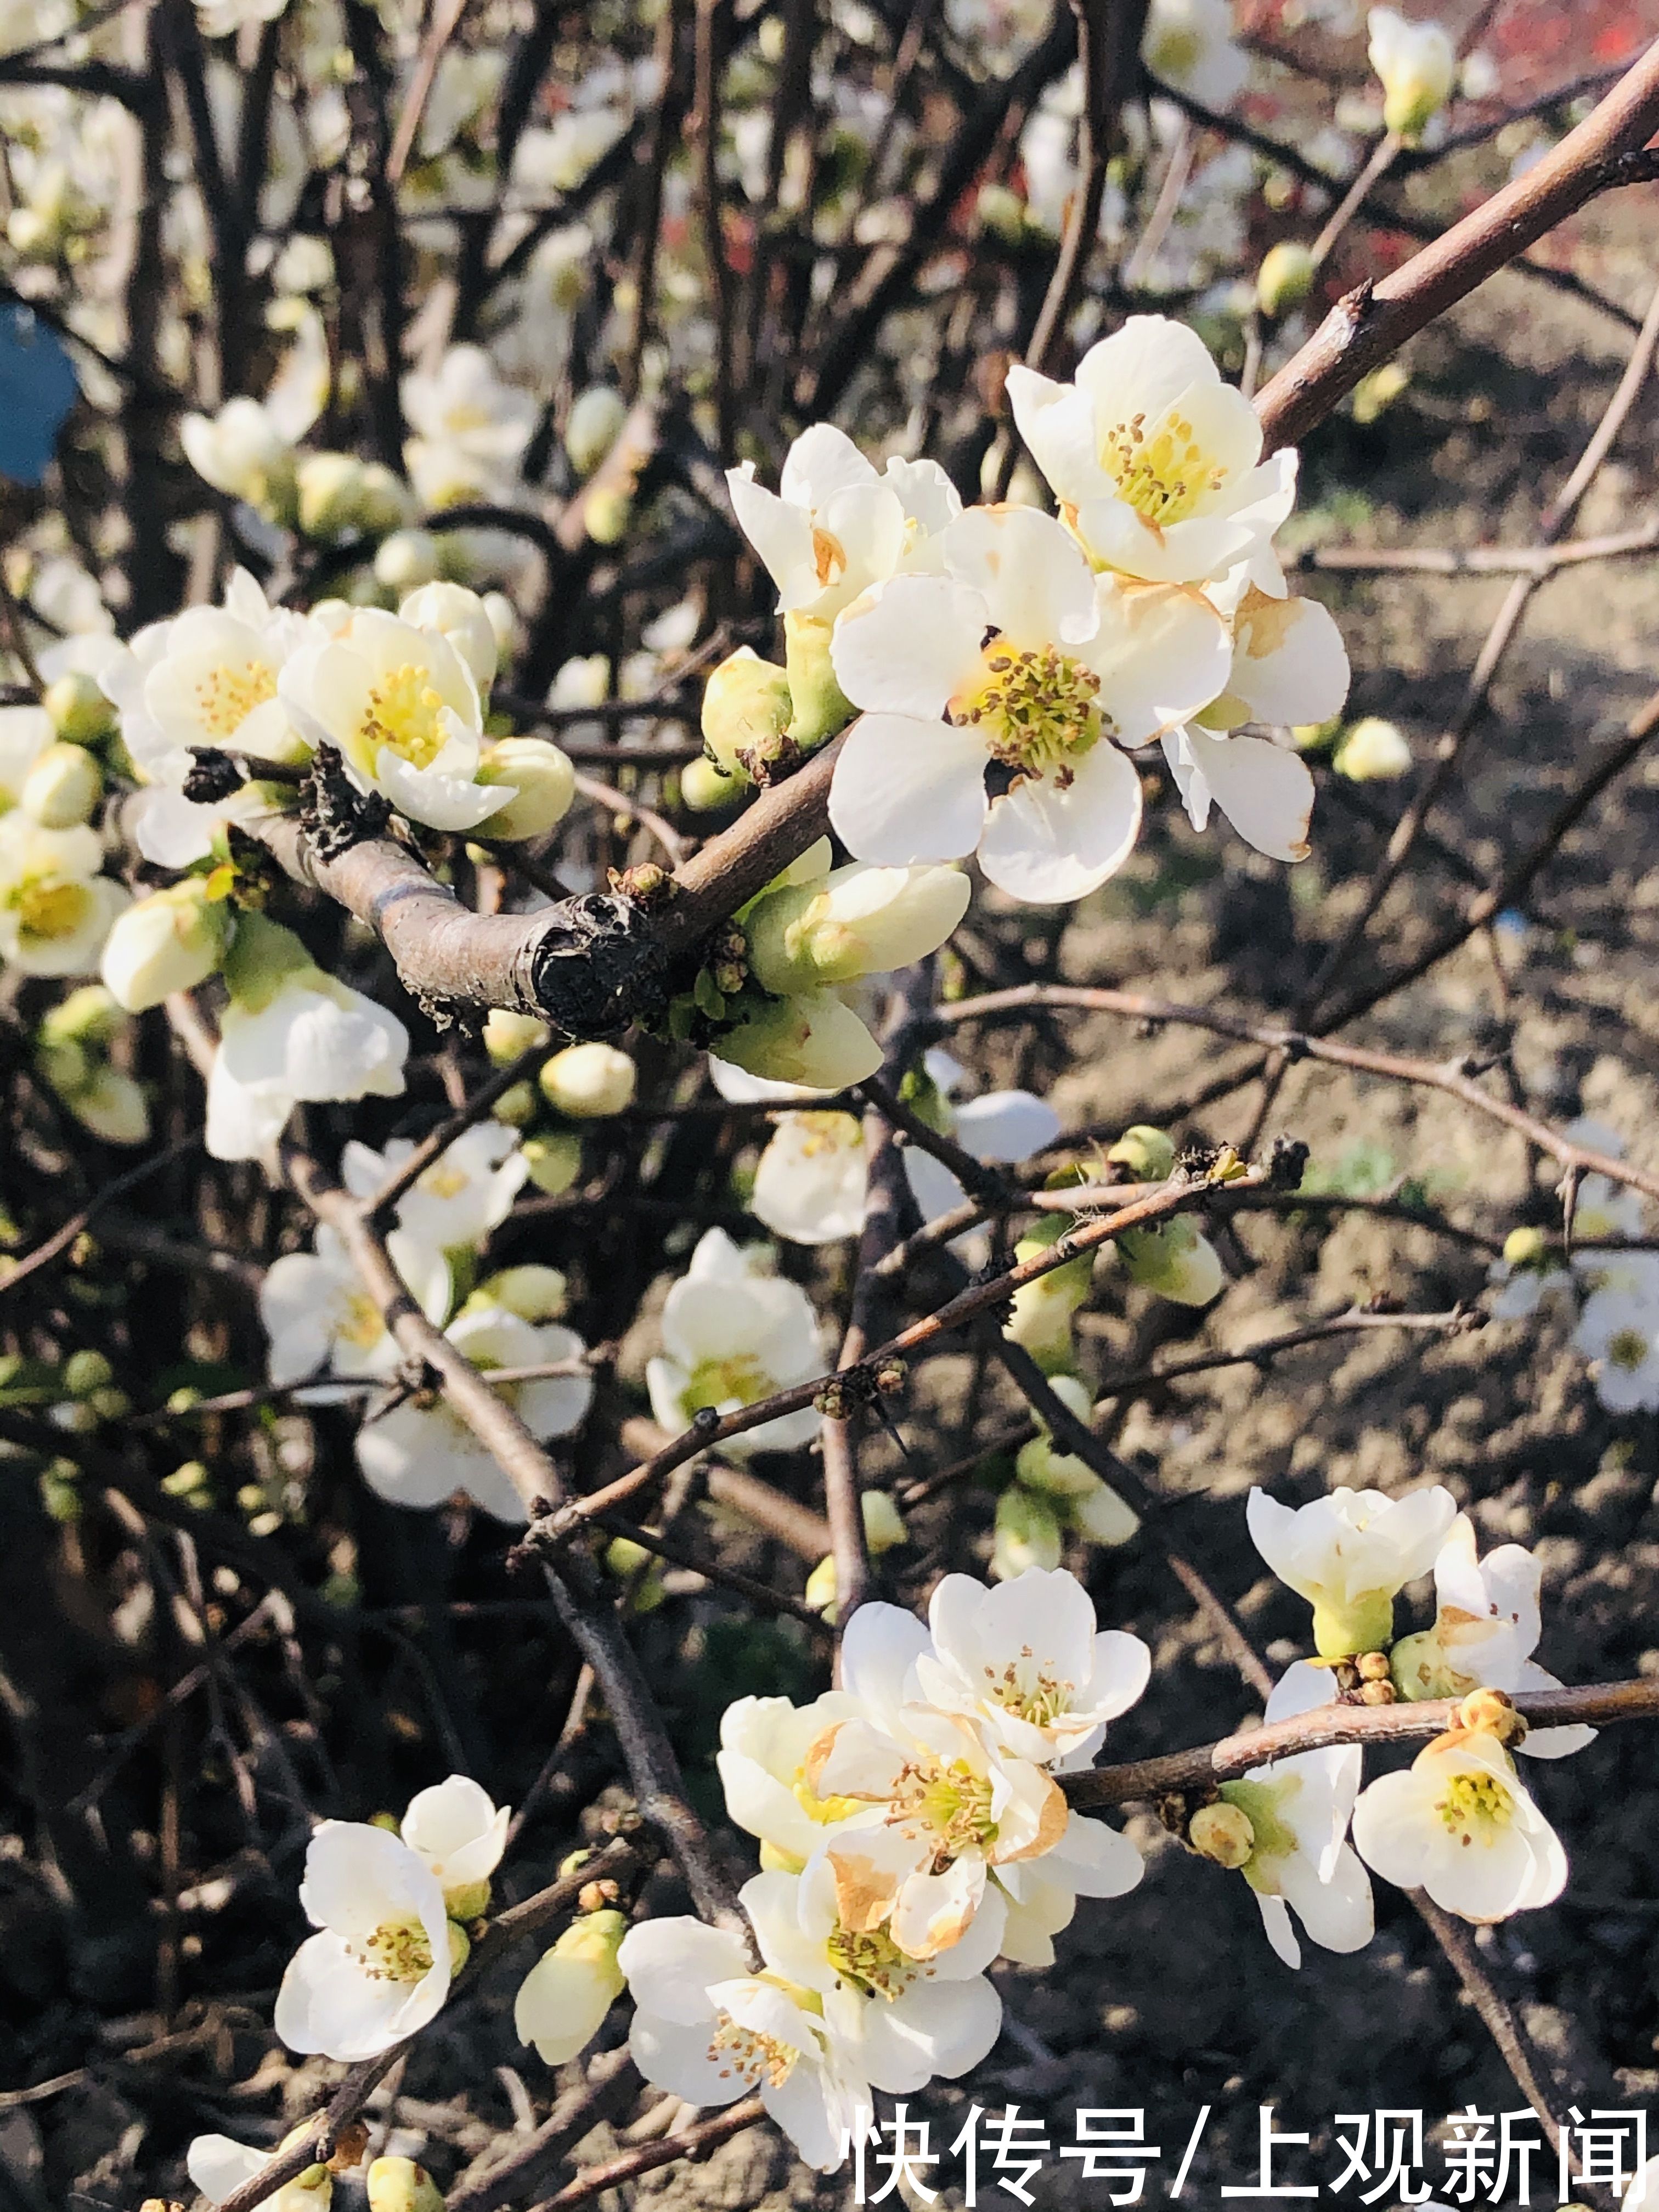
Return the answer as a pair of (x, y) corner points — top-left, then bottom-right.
(1060, 1680), (1659, 1813)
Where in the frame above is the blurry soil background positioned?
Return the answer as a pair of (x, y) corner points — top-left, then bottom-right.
(13, 8), (1659, 2210)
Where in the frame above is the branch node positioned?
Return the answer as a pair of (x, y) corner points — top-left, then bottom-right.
(299, 741), (393, 862)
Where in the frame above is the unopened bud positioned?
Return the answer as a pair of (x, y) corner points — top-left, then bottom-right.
(1069, 1474), (1139, 1547)
(493, 1080), (537, 1126)
(1189, 1799), (1255, 1869)
(44, 672), (116, 748)
(399, 580), (499, 691)
(862, 1489), (907, 1553)
(1368, 6), (1455, 141)
(583, 485), (631, 545)
(358, 462), (416, 538)
(477, 737), (576, 839)
(296, 451), (368, 541)
(1107, 1125), (1175, 1181)
(102, 880), (234, 1012)
(374, 528), (443, 593)
(991, 1485), (1064, 1581)
(523, 1130), (584, 1195)
(566, 385), (628, 477)
(484, 1008), (551, 1063)
(744, 860), (969, 994)
(805, 1554), (839, 1616)
(540, 1041), (636, 1120)
(64, 1348), (113, 1397)
(366, 2157), (445, 2212)
(1456, 1686), (1525, 1744)
(578, 1878), (619, 1911)
(1334, 715), (1412, 782)
(681, 755), (744, 811)
(1116, 1218), (1224, 1307)
(1256, 240), (1317, 319)
(1503, 1224), (1549, 1270)
(717, 990), (882, 1091)
(701, 647), (791, 782)
(475, 1264), (568, 1322)
(783, 611), (853, 752)
(22, 741), (101, 828)
(515, 1909), (627, 2064)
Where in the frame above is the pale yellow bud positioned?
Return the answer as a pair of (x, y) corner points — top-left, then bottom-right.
(991, 1485), (1064, 1581)
(701, 646), (789, 781)
(583, 485), (631, 545)
(374, 529), (444, 592)
(22, 741), (101, 828)
(1116, 1218), (1224, 1307)
(1107, 1125), (1175, 1181)
(493, 1080), (537, 1125)
(783, 611), (853, 752)
(744, 860), (969, 993)
(861, 1489), (907, 1554)
(715, 990), (881, 1091)
(1334, 715), (1412, 782)
(43, 672), (116, 748)
(366, 2157), (445, 2212)
(477, 738), (577, 839)
(1069, 1474), (1139, 1547)
(1257, 240), (1317, 319)
(1189, 1799), (1255, 1869)
(539, 1041), (636, 1119)
(566, 385), (628, 477)
(101, 882), (233, 1013)
(523, 1130), (584, 1194)
(296, 451), (368, 540)
(483, 1008), (550, 1063)
(514, 1909), (627, 2064)
(681, 755), (744, 811)
(476, 1265), (568, 1321)
(805, 1555), (839, 1616)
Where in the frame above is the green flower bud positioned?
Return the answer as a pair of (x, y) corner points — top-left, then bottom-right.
(1503, 1224), (1549, 1270)
(1256, 240), (1317, 319)
(1117, 1217), (1224, 1307)
(991, 1485), (1064, 1581)
(476, 1265), (568, 1321)
(701, 647), (791, 781)
(22, 741), (101, 828)
(523, 1130), (584, 1195)
(681, 755), (744, 812)
(1107, 1125), (1175, 1181)
(43, 672), (116, 748)
(374, 529), (444, 593)
(539, 1042), (636, 1119)
(783, 611), (853, 752)
(566, 385), (628, 477)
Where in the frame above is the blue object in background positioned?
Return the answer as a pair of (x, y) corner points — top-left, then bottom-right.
(0, 303), (78, 487)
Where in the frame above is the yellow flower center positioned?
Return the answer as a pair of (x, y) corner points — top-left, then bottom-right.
(1435, 1769), (1515, 1847)
(1608, 1328), (1649, 1372)
(707, 2010), (800, 2089)
(1146, 22), (1201, 75)
(891, 1755), (996, 1864)
(684, 1352), (769, 1414)
(352, 1916), (434, 1983)
(1099, 407), (1229, 528)
(949, 640), (1109, 787)
(194, 658), (278, 740)
(826, 1922), (916, 2002)
(362, 663), (450, 770)
(980, 1645), (1075, 1729)
(9, 874), (90, 944)
(337, 1290), (386, 1352)
(791, 1770), (864, 1826)
(420, 1161), (471, 1200)
(795, 1111), (857, 1158)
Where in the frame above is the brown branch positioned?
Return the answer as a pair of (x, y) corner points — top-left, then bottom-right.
(529, 2096), (766, 2209)
(1254, 46), (1659, 452)
(1062, 1679), (1659, 1811)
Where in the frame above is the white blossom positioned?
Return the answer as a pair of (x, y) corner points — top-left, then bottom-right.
(1006, 315), (1297, 592)
(187, 2130), (328, 2210)
(342, 1122), (528, 1252)
(751, 1110), (869, 1245)
(743, 1861), (1004, 2095)
(206, 923), (409, 1163)
(647, 1228), (824, 1455)
(1246, 1482), (1458, 1658)
(274, 1821), (460, 2061)
(727, 425), (961, 623)
(617, 1915), (872, 2171)
(1141, 0), (1249, 109)
(1391, 1516), (1597, 1759)
(1350, 1723), (1566, 1922)
(279, 607), (509, 834)
(261, 1223), (449, 1394)
(912, 1567), (1151, 1770)
(1573, 1276), (1659, 1413)
(0, 816), (126, 977)
(830, 504), (1231, 901)
(401, 1775), (509, 1911)
(355, 1301), (592, 1522)
(1205, 1661), (1373, 1970)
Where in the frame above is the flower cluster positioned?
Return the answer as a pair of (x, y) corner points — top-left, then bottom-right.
(627, 1569), (1150, 2163)
(1229, 1487), (1590, 1929)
